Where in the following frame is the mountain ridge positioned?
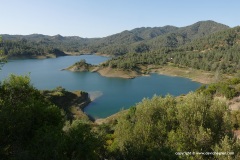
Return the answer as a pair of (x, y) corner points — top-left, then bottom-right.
(0, 20), (232, 56)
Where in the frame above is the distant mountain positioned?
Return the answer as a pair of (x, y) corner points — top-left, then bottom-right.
(87, 20), (230, 54)
(177, 20), (229, 40)
(96, 20), (228, 45)
(181, 25), (240, 51)
(0, 20), (231, 56)
(147, 20), (230, 50)
(96, 25), (178, 45)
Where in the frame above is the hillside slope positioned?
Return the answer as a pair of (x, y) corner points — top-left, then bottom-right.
(91, 26), (240, 79)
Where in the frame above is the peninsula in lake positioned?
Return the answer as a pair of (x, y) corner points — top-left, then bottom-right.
(63, 21), (240, 83)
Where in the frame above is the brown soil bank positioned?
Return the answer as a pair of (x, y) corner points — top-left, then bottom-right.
(92, 67), (141, 79)
(40, 87), (91, 121)
(65, 61), (221, 84)
(93, 65), (217, 84)
(150, 66), (216, 84)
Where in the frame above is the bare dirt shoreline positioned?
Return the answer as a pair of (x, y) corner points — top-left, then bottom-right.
(92, 67), (141, 79)
(13, 52), (217, 84)
(150, 66), (216, 84)
(92, 66), (216, 84)
(66, 64), (217, 84)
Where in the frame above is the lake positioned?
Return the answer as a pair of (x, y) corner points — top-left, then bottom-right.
(0, 55), (202, 118)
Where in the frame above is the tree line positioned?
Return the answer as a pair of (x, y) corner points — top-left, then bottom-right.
(0, 21), (230, 57)
(1, 39), (67, 57)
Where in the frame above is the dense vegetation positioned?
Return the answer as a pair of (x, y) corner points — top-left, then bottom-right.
(196, 78), (240, 99)
(0, 75), (103, 160)
(1, 39), (67, 58)
(110, 94), (239, 159)
(1, 75), (240, 159)
(0, 36), (7, 68)
(102, 26), (240, 74)
(1, 20), (229, 57)
(82, 20), (229, 55)
(1, 34), (98, 55)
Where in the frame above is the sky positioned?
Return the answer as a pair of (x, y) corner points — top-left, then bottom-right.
(1, 0), (239, 38)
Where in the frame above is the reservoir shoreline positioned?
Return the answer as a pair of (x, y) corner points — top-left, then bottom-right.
(8, 53), (216, 84)
(1, 55), (202, 118)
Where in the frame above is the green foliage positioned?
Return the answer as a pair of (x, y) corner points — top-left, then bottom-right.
(134, 43), (150, 53)
(70, 59), (94, 71)
(111, 92), (239, 159)
(0, 36), (7, 70)
(0, 75), (64, 159)
(27, 126), (66, 160)
(213, 135), (240, 160)
(218, 84), (237, 99)
(2, 39), (68, 58)
(74, 59), (91, 67)
(198, 78), (240, 99)
(64, 120), (104, 160)
(112, 95), (179, 159)
(0, 75), (104, 159)
(227, 77), (240, 85)
(89, 20), (229, 55)
(231, 110), (240, 129)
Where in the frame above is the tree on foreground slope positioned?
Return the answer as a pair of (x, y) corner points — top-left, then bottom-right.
(0, 75), (103, 160)
(112, 93), (240, 160)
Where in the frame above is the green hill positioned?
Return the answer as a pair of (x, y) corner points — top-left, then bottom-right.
(99, 26), (240, 76)
(89, 20), (230, 54)
(1, 20), (230, 57)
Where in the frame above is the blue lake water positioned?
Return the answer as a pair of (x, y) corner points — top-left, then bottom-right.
(0, 55), (202, 118)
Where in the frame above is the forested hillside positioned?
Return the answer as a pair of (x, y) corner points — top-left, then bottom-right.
(0, 20), (229, 57)
(0, 34), (98, 57)
(83, 20), (229, 55)
(101, 26), (240, 74)
(2, 39), (67, 58)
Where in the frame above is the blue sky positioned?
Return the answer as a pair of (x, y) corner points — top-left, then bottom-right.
(1, 0), (239, 38)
